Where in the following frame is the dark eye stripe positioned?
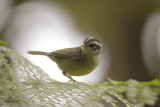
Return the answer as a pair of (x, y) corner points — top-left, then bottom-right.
(89, 44), (96, 47)
(89, 44), (101, 50)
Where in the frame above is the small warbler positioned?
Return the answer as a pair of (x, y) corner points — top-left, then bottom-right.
(28, 37), (102, 82)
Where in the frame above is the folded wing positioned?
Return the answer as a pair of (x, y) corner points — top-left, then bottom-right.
(48, 47), (83, 61)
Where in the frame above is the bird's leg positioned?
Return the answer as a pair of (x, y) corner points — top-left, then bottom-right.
(62, 71), (77, 82)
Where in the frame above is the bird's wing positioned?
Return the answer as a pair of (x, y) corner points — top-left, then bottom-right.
(47, 47), (83, 61)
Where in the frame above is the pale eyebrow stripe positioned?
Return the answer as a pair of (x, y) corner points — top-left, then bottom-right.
(87, 38), (100, 43)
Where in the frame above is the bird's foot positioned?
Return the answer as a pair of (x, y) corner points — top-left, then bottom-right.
(63, 71), (77, 83)
(67, 75), (77, 83)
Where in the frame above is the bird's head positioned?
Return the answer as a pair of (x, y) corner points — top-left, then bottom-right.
(83, 37), (102, 55)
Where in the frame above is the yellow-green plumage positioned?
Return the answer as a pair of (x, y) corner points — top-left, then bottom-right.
(50, 47), (100, 76)
(29, 46), (100, 76)
(28, 37), (102, 81)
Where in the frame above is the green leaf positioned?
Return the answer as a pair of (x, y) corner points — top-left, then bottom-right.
(0, 40), (9, 46)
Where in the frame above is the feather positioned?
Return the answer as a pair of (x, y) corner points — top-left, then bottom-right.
(28, 51), (48, 55)
(47, 47), (84, 61)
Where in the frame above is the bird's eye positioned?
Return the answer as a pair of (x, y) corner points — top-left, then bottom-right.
(89, 44), (96, 47)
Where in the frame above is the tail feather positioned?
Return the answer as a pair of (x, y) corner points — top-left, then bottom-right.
(28, 51), (48, 55)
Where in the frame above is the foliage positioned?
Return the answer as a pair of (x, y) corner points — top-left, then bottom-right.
(0, 40), (9, 46)
(0, 45), (159, 107)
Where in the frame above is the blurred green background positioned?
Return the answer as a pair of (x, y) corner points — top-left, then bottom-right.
(1, 0), (160, 83)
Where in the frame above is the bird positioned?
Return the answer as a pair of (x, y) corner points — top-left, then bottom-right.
(28, 37), (102, 82)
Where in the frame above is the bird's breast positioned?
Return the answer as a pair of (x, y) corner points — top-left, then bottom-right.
(50, 53), (100, 76)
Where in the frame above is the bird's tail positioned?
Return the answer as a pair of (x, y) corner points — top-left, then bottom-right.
(28, 51), (48, 55)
